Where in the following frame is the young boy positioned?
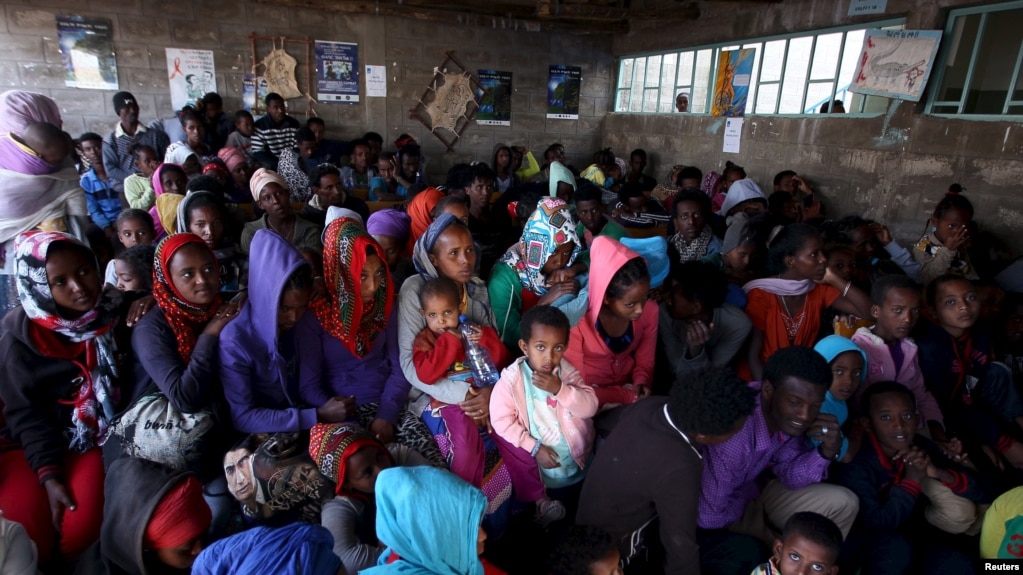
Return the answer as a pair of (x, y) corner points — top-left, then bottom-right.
(104, 209), (156, 286)
(412, 277), (511, 487)
(751, 512), (841, 575)
(548, 525), (623, 575)
(490, 305), (598, 526)
(851, 274), (952, 448)
(77, 131), (122, 239)
(226, 110), (254, 153)
(112, 244), (156, 291)
(813, 335), (867, 462)
(835, 382), (990, 574)
(123, 144), (161, 210)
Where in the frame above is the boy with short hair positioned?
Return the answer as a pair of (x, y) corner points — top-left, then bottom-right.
(835, 381), (990, 574)
(490, 305), (598, 526)
(851, 274), (951, 447)
(226, 110), (254, 153)
(751, 512), (842, 575)
(548, 525), (623, 575)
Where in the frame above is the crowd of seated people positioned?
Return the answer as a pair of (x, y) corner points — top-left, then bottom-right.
(3, 86), (1023, 575)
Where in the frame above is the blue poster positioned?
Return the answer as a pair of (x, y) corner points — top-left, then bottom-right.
(547, 65), (581, 120)
(476, 70), (512, 126)
(712, 48), (756, 117)
(56, 15), (118, 90)
(315, 41), (359, 104)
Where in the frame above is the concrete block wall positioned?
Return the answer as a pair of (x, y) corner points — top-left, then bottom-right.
(607, 0), (1023, 251)
(0, 0), (612, 182)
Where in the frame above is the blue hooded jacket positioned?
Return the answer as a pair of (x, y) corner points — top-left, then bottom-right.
(364, 467), (487, 575)
(219, 229), (319, 433)
(192, 523), (341, 575)
(813, 335), (869, 460)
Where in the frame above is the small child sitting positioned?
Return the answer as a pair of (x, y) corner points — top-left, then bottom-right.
(835, 382), (990, 574)
(123, 144), (161, 210)
(225, 110), (254, 153)
(548, 525), (622, 575)
(750, 512), (842, 575)
(812, 335), (867, 462)
(412, 277), (511, 486)
(0, 121), (70, 174)
(612, 182), (670, 229)
(104, 209), (156, 286)
(490, 305), (598, 526)
(112, 244), (155, 291)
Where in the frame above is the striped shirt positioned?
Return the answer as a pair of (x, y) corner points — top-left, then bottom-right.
(251, 115), (299, 168)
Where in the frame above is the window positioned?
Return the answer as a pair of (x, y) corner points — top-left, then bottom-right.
(927, 1), (1023, 115)
(615, 20), (905, 115)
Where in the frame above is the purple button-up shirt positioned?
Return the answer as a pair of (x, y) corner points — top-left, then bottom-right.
(697, 381), (831, 529)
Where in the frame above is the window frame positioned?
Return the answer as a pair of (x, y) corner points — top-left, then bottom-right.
(613, 18), (906, 116)
(924, 0), (1023, 118)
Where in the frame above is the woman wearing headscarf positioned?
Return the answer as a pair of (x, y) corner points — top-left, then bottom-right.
(489, 197), (582, 350)
(192, 523), (342, 575)
(241, 168), (321, 255)
(309, 423), (433, 575)
(0, 232), (148, 563)
(363, 466), (504, 575)
(148, 163), (188, 238)
(0, 91), (90, 322)
(297, 218), (442, 463)
(367, 209), (416, 289)
(73, 458), (212, 575)
(406, 186), (447, 247)
(217, 146), (253, 203)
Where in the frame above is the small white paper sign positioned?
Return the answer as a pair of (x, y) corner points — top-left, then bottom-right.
(723, 118), (743, 154)
(848, 0), (887, 16)
(365, 65), (387, 98)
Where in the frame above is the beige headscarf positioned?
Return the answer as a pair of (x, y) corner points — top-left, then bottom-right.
(249, 168), (288, 202)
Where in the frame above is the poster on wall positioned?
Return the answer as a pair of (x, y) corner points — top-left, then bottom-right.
(849, 30), (942, 102)
(711, 48), (756, 117)
(315, 41), (359, 103)
(166, 48), (216, 111)
(547, 65), (581, 120)
(476, 70), (512, 126)
(56, 16), (118, 90)
(241, 75), (268, 112)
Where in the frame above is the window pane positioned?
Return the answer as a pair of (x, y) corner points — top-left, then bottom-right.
(837, 30), (865, 91)
(678, 51), (695, 87)
(743, 43), (763, 114)
(756, 83), (779, 114)
(644, 89), (659, 113)
(646, 55), (662, 87)
(660, 54), (679, 112)
(805, 82), (835, 113)
(963, 8), (1023, 113)
(630, 58), (647, 112)
(810, 32), (843, 80)
(616, 89), (630, 112)
(935, 14), (982, 105)
(779, 37), (812, 113)
(692, 49), (715, 113)
(760, 40), (787, 82)
(619, 58), (634, 89)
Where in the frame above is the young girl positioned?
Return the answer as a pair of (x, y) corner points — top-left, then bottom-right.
(914, 192), (979, 286)
(103, 209), (155, 286)
(176, 191), (245, 292)
(0, 232), (149, 563)
(111, 244), (155, 292)
(492, 143), (519, 194)
(916, 275), (1023, 469)
(366, 209), (415, 289)
(149, 163), (188, 238)
(564, 236), (657, 408)
(123, 144), (160, 210)
(309, 423), (432, 575)
(490, 197), (582, 351)
(743, 223), (872, 381)
(363, 466), (504, 575)
(812, 335), (867, 462)
(491, 305), (598, 525)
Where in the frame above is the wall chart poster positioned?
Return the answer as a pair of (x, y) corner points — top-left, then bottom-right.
(476, 70), (512, 126)
(711, 48), (756, 117)
(56, 16), (118, 90)
(547, 65), (581, 120)
(315, 41), (359, 103)
(849, 29), (942, 102)
(166, 48), (216, 111)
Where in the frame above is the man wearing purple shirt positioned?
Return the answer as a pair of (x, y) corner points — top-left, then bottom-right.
(697, 346), (860, 574)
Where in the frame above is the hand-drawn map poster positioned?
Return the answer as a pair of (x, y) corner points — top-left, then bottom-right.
(315, 41), (359, 104)
(56, 16), (118, 90)
(849, 29), (942, 102)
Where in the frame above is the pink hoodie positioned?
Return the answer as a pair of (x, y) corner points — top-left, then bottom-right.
(489, 356), (598, 467)
(563, 236), (658, 406)
(851, 326), (945, 427)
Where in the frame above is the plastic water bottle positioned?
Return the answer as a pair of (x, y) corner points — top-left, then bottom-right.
(458, 314), (500, 387)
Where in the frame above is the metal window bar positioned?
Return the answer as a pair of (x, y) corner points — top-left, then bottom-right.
(956, 13), (988, 114)
(798, 36), (819, 113)
(1003, 36), (1023, 114)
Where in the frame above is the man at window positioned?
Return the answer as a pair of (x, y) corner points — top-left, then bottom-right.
(676, 92), (690, 113)
(820, 100), (846, 113)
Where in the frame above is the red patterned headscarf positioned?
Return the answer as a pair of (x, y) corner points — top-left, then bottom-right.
(308, 423), (392, 498)
(312, 218), (392, 358)
(153, 233), (221, 362)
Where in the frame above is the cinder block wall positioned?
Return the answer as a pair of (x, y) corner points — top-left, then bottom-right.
(607, 0), (1023, 250)
(0, 0), (613, 183)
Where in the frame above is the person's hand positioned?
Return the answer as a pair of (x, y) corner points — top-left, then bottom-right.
(800, 195), (822, 220)
(811, 413), (842, 453)
(685, 320), (713, 358)
(870, 222), (893, 246)
(202, 302), (240, 337)
(230, 290), (249, 307)
(547, 268), (576, 284)
(370, 418), (395, 444)
(514, 146), (528, 155)
(413, 328), (437, 351)
(538, 280), (580, 306)
(125, 295), (156, 327)
(460, 386), (494, 432)
(943, 225), (970, 252)
(535, 445), (561, 469)
(936, 437), (968, 463)
(44, 479), (76, 533)
(316, 396), (355, 423)
(463, 324), (482, 344)
(896, 446), (930, 483)
(634, 385), (652, 400)
(820, 267), (848, 292)
(532, 370), (562, 395)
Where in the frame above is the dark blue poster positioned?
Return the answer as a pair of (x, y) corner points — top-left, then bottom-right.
(315, 41), (359, 104)
(547, 65), (581, 120)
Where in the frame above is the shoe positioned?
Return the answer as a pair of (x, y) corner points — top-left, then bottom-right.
(533, 498), (565, 527)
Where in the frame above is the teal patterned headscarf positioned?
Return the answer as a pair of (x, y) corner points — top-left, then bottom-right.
(498, 197), (580, 296)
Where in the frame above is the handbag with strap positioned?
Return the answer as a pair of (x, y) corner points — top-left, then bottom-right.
(106, 389), (216, 473)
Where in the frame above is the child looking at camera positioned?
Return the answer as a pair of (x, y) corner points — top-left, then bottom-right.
(111, 244), (155, 292)
(913, 192), (979, 286)
(750, 512), (842, 575)
(490, 305), (598, 526)
(103, 209), (156, 286)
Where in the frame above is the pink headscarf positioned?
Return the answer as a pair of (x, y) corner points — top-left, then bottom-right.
(217, 146), (246, 172)
(0, 91), (62, 138)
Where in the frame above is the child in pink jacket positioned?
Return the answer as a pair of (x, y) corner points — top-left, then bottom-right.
(490, 305), (598, 527)
(563, 236), (658, 408)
